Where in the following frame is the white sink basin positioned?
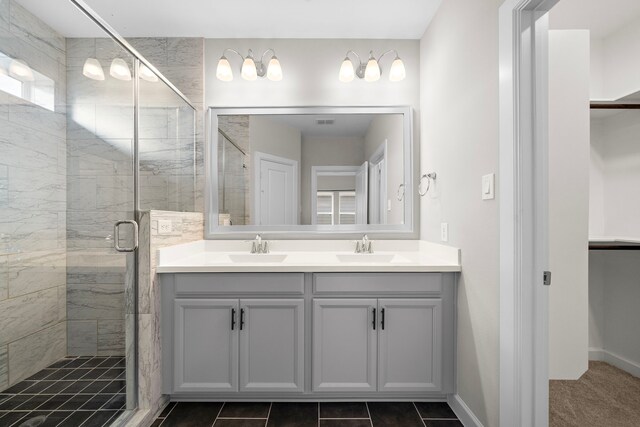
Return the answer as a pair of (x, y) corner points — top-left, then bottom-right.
(227, 254), (288, 263)
(336, 254), (408, 264)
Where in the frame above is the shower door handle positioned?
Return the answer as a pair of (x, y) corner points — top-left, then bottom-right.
(114, 220), (139, 252)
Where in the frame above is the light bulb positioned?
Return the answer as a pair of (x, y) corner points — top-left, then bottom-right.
(241, 56), (257, 81)
(389, 57), (406, 82)
(139, 64), (159, 82)
(9, 59), (34, 82)
(267, 56), (282, 81)
(82, 58), (104, 81)
(216, 56), (233, 82)
(110, 58), (131, 81)
(339, 58), (355, 83)
(364, 57), (380, 82)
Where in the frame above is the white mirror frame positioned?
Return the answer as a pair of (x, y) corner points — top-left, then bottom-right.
(205, 106), (416, 239)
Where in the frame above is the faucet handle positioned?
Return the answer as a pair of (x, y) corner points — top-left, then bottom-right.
(251, 241), (258, 254)
(355, 241), (362, 253)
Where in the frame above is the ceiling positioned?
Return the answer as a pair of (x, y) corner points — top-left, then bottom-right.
(267, 114), (376, 138)
(18, 0), (442, 39)
(550, 0), (640, 39)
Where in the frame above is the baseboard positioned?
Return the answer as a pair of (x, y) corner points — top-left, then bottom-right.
(447, 394), (484, 427)
(589, 348), (605, 361)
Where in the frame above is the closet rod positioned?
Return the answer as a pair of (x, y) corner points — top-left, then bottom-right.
(590, 103), (640, 109)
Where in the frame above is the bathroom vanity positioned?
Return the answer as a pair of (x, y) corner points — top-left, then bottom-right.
(158, 240), (460, 401)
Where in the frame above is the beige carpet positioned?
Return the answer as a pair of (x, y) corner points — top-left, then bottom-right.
(550, 361), (640, 427)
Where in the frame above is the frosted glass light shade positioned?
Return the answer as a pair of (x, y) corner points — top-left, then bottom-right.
(339, 58), (355, 82)
(110, 58), (131, 81)
(139, 64), (159, 82)
(267, 57), (283, 81)
(364, 58), (380, 82)
(389, 58), (406, 82)
(83, 58), (105, 81)
(9, 59), (34, 82)
(216, 57), (233, 81)
(241, 57), (257, 81)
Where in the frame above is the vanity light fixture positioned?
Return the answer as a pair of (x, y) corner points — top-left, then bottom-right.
(339, 50), (406, 83)
(110, 58), (131, 81)
(9, 59), (35, 82)
(216, 48), (283, 82)
(83, 57), (105, 81)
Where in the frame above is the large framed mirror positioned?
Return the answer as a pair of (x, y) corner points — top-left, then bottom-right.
(206, 106), (415, 238)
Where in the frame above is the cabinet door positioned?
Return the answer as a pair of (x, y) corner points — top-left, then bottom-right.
(239, 299), (305, 392)
(174, 299), (238, 393)
(313, 299), (377, 392)
(378, 298), (442, 392)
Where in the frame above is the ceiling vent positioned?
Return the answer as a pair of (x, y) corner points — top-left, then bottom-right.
(316, 118), (335, 125)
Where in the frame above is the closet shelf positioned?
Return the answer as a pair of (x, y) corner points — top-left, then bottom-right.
(589, 237), (640, 250)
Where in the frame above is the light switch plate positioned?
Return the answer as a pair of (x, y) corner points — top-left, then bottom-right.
(440, 223), (449, 242)
(482, 173), (495, 200)
(158, 219), (173, 234)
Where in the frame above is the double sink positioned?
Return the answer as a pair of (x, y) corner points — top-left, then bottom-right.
(226, 253), (411, 264)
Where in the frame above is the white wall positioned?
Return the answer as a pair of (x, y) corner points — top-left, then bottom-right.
(601, 16), (640, 100)
(300, 136), (365, 224)
(589, 119), (606, 236)
(419, 0), (501, 425)
(364, 114), (404, 225)
(548, 30), (590, 380)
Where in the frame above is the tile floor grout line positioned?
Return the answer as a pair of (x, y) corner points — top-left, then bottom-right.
(211, 401), (226, 427)
(317, 401), (320, 427)
(265, 402), (272, 427)
(413, 402), (427, 427)
(364, 402), (374, 427)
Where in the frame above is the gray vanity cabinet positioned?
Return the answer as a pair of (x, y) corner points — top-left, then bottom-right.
(312, 299), (378, 392)
(239, 299), (305, 392)
(173, 299), (239, 393)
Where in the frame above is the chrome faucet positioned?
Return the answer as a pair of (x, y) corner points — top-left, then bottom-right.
(250, 234), (269, 254)
(355, 234), (373, 254)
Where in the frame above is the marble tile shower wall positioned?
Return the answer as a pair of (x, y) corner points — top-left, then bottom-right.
(218, 115), (250, 225)
(0, 0), (68, 390)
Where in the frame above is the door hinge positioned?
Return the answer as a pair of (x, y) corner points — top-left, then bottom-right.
(543, 271), (552, 286)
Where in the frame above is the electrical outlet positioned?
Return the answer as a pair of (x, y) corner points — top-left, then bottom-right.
(440, 222), (449, 242)
(158, 220), (172, 235)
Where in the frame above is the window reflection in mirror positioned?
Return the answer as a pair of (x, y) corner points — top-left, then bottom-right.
(216, 113), (405, 227)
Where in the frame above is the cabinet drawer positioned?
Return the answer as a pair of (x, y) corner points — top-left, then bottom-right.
(313, 273), (442, 295)
(175, 273), (304, 295)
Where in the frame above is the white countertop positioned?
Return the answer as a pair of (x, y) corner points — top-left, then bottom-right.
(156, 240), (461, 273)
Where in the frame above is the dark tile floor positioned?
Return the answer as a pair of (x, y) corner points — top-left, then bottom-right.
(152, 401), (463, 427)
(0, 356), (127, 427)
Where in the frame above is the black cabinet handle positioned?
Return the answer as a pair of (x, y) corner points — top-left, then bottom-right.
(240, 308), (245, 330)
(372, 308), (376, 330)
(231, 308), (236, 330)
(381, 308), (385, 330)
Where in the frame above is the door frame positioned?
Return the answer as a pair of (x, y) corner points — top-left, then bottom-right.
(253, 151), (299, 225)
(368, 140), (388, 224)
(310, 165), (362, 225)
(499, 0), (559, 426)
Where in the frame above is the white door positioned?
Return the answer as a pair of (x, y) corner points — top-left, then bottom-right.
(312, 299), (377, 392)
(173, 299), (239, 393)
(255, 152), (298, 225)
(377, 299), (442, 392)
(355, 161), (368, 224)
(239, 299), (305, 392)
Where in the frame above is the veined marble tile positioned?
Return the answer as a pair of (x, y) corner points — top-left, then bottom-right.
(98, 319), (124, 356)
(7, 249), (65, 298)
(0, 254), (7, 302)
(66, 38), (96, 67)
(0, 0), (9, 31)
(0, 208), (60, 252)
(138, 313), (161, 409)
(0, 164), (7, 207)
(9, 0), (65, 63)
(139, 107), (169, 139)
(67, 283), (124, 320)
(160, 66), (204, 102)
(66, 66), (106, 105)
(8, 100), (66, 139)
(95, 104), (134, 140)
(0, 286), (59, 345)
(0, 118), (61, 171)
(67, 176), (97, 211)
(67, 138), (134, 177)
(167, 38), (203, 68)
(57, 284), (65, 321)
(0, 345), (7, 392)
(8, 167), (65, 212)
(0, 27), (62, 84)
(67, 320), (97, 356)
(167, 106), (196, 140)
(9, 321), (65, 385)
(0, 91), (9, 121)
(66, 103), (96, 138)
(128, 37), (167, 67)
(96, 175), (135, 211)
